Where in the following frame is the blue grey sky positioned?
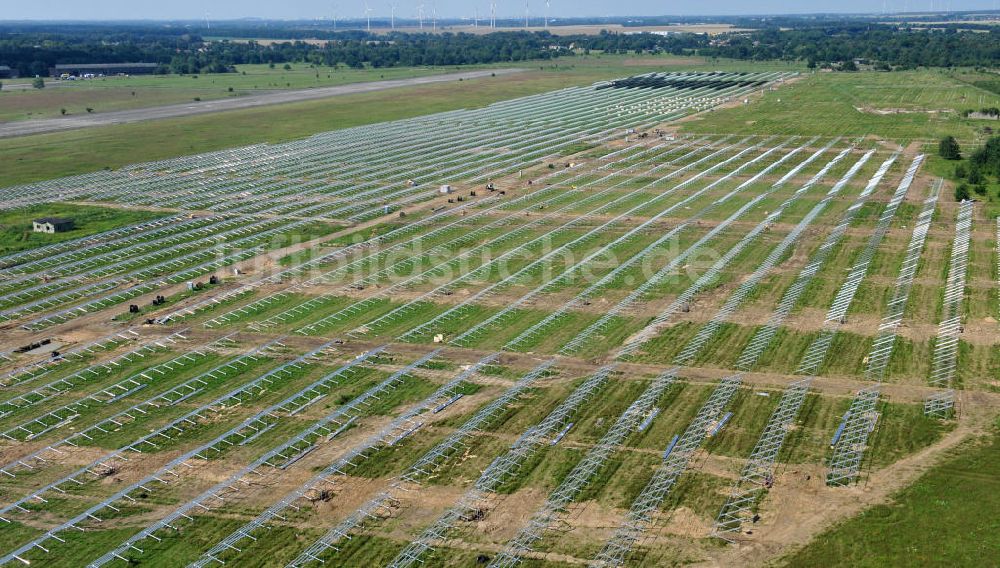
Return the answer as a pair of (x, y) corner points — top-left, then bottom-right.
(5, 0), (997, 20)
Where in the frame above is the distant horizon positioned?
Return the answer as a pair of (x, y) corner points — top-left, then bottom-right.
(2, 0), (998, 22)
(2, 10), (1000, 25)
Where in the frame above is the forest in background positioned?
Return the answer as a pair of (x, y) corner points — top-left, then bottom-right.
(1, 16), (999, 76)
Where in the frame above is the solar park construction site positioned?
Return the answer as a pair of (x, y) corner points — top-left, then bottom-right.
(0, 70), (996, 567)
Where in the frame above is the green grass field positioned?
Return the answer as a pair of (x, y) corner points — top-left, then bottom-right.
(682, 69), (1000, 146)
(781, 417), (1000, 567)
(0, 203), (165, 255)
(0, 63), (470, 123)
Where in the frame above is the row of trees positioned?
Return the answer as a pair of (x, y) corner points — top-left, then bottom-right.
(699, 26), (1000, 69)
(0, 30), (577, 76)
(0, 29), (203, 77)
(240, 33), (565, 70)
(2, 23), (999, 77)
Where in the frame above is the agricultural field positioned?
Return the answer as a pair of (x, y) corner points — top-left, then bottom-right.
(0, 66), (997, 568)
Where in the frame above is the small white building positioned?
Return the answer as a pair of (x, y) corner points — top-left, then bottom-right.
(32, 217), (74, 234)
(439, 185), (454, 195)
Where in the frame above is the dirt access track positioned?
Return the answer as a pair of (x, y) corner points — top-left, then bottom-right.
(0, 68), (525, 139)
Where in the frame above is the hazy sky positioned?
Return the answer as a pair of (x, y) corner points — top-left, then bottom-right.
(4, 0), (997, 20)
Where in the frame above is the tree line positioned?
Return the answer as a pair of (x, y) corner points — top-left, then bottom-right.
(700, 25), (1000, 69)
(1, 23), (999, 77)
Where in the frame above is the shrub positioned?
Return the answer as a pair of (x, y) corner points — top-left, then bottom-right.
(954, 183), (971, 202)
(970, 135), (1000, 177)
(939, 136), (961, 160)
(968, 166), (984, 185)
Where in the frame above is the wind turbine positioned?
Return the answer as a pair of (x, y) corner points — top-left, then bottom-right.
(525, 0), (529, 29)
(433, 3), (438, 31)
(491, 1), (497, 28)
(545, 0), (550, 28)
(364, 1), (373, 31)
(418, 4), (425, 29)
(390, 2), (397, 29)
(332, 3), (338, 31)
(204, 11), (211, 30)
